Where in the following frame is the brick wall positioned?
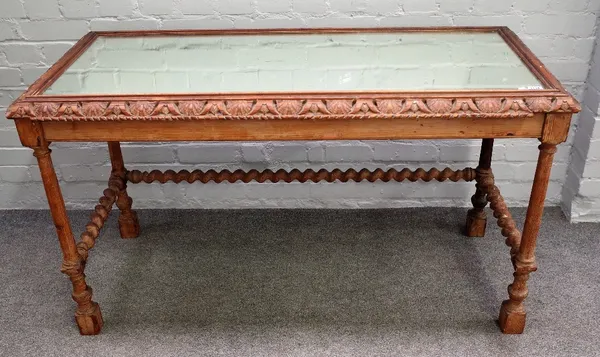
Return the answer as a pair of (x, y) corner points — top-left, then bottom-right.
(0, 0), (598, 212)
(563, 14), (600, 222)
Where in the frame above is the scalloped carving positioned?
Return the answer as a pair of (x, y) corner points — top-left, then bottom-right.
(226, 101), (253, 116)
(82, 102), (108, 117)
(276, 100), (303, 115)
(476, 99), (503, 113)
(376, 99), (403, 114)
(6, 95), (581, 121)
(129, 101), (155, 116)
(525, 98), (552, 112)
(179, 101), (206, 116)
(34, 102), (60, 117)
(326, 100), (353, 114)
(426, 99), (453, 114)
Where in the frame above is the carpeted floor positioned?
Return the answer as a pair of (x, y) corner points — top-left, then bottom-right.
(0, 207), (599, 357)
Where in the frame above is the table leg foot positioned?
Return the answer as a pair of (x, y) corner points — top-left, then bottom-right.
(75, 302), (103, 335)
(498, 300), (526, 334)
(465, 209), (487, 237)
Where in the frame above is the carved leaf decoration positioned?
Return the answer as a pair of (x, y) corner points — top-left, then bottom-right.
(248, 100), (279, 115)
(82, 102), (108, 117)
(398, 99), (431, 114)
(566, 97), (581, 112)
(551, 97), (581, 112)
(425, 99), (452, 114)
(276, 100), (302, 115)
(451, 99), (480, 114)
(58, 103), (83, 116)
(376, 100), (403, 114)
(34, 102), (60, 117)
(9, 95), (581, 122)
(298, 100), (331, 115)
(152, 102), (181, 116)
(179, 101), (206, 116)
(130, 101), (156, 116)
(226, 101), (254, 116)
(6, 103), (35, 118)
(200, 101), (229, 116)
(501, 99), (531, 114)
(326, 100), (353, 115)
(350, 100), (380, 114)
(525, 98), (553, 112)
(105, 102), (132, 116)
(553, 99), (569, 112)
(475, 99), (503, 113)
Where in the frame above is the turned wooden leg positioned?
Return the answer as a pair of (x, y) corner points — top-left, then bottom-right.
(34, 144), (103, 335)
(466, 138), (494, 237)
(499, 143), (556, 334)
(108, 142), (139, 239)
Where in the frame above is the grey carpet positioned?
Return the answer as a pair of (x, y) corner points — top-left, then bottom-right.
(0, 207), (599, 357)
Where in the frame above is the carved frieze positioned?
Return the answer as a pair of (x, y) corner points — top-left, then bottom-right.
(6, 96), (581, 121)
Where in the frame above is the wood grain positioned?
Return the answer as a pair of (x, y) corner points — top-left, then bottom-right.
(498, 142), (557, 334)
(41, 116), (546, 142)
(542, 113), (572, 144)
(34, 143), (103, 335)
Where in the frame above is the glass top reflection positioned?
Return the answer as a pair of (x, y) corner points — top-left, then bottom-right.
(44, 32), (544, 95)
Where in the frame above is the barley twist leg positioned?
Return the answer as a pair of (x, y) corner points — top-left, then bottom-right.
(466, 138), (494, 237)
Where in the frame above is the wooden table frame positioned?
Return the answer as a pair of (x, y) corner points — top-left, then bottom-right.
(6, 27), (580, 335)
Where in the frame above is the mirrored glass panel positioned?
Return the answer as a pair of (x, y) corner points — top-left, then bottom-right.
(44, 32), (544, 95)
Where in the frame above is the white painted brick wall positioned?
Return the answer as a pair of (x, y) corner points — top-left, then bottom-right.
(562, 14), (600, 223)
(97, 0), (136, 17)
(59, 0), (99, 19)
(0, 0), (598, 213)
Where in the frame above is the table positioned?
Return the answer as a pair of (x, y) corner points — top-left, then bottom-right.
(6, 27), (580, 335)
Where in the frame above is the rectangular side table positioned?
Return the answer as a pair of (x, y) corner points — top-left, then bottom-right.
(6, 27), (580, 335)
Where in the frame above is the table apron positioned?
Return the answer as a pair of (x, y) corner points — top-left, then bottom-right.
(41, 115), (544, 142)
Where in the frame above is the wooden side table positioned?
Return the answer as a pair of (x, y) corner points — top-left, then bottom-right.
(5, 27), (580, 335)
